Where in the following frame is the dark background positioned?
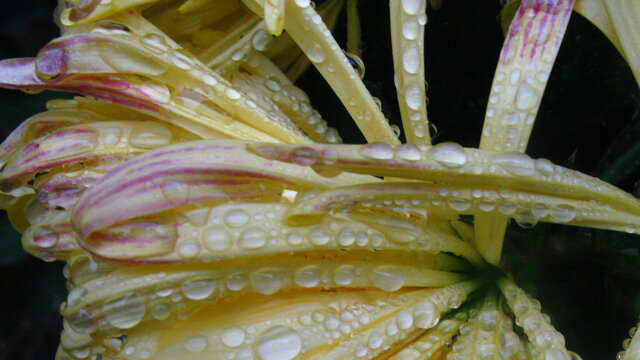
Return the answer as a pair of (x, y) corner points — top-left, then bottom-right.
(1, 1), (640, 359)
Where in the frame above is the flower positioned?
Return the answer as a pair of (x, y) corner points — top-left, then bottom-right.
(0, 0), (639, 359)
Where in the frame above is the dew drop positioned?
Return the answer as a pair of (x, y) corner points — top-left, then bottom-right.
(182, 277), (215, 300)
(103, 293), (146, 329)
(429, 142), (467, 168)
(334, 265), (355, 285)
(402, 18), (419, 40)
(222, 327), (245, 348)
(140, 33), (169, 53)
(202, 226), (231, 251)
(405, 84), (423, 110)
(184, 334), (207, 353)
(250, 268), (283, 295)
(226, 273), (248, 291)
(396, 311), (413, 329)
(492, 152), (535, 177)
(67, 309), (96, 335)
(224, 209), (249, 228)
(306, 44), (326, 63)
(337, 227), (356, 246)
(413, 300), (438, 329)
(515, 82), (540, 111)
(151, 301), (171, 320)
(402, 45), (420, 74)
(294, 265), (321, 287)
(225, 88), (242, 100)
(161, 181), (189, 206)
(361, 142), (394, 160)
(170, 50), (194, 70)
(239, 226), (267, 249)
(369, 265), (406, 291)
(448, 198), (471, 212)
(129, 123), (172, 149)
(395, 144), (422, 161)
(550, 204), (576, 223)
(308, 227), (331, 246)
(254, 326), (302, 360)
(402, 0), (421, 15)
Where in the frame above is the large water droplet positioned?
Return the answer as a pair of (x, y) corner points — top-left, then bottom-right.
(413, 300), (438, 329)
(184, 334), (207, 352)
(250, 268), (283, 295)
(492, 152), (535, 177)
(402, 45), (420, 74)
(369, 265), (406, 291)
(402, 0), (420, 15)
(550, 204), (576, 223)
(308, 227), (331, 246)
(306, 44), (326, 63)
(140, 33), (169, 53)
(360, 142), (394, 160)
(252, 29), (271, 51)
(405, 84), (422, 110)
(402, 18), (419, 40)
(104, 293), (146, 329)
(181, 277), (215, 300)
(202, 226), (231, 251)
(221, 326), (246, 348)
(254, 326), (302, 360)
(67, 309), (96, 334)
(224, 209), (249, 228)
(429, 142), (467, 168)
(294, 265), (321, 287)
(334, 265), (355, 285)
(151, 301), (171, 320)
(239, 226), (267, 249)
(515, 81), (540, 110)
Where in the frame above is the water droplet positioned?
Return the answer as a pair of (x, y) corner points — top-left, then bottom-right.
(402, 0), (421, 15)
(395, 144), (422, 161)
(498, 202), (517, 215)
(250, 268), (283, 295)
(224, 209), (249, 228)
(396, 311), (413, 329)
(202, 226), (231, 251)
(239, 226), (267, 249)
(535, 158), (555, 175)
(344, 51), (365, 79)
(225, 88), (242, 100)
(140, 33), (169, 53)
(550, 204), (576, 223)
(402, 18), (419, 40)
(67, 309), (96, 334)
(184, 334), (207, 352)
(405, 84), (423, 110)
(151, 301), (171, 320)
(171, 50), (194, 70)
(402, 45), (420, 74)
(129, 123), (172, 149)
(334, 265), (355, 285)
(515, 82), (540, 110)
(429, 142), (467, 168)
(309, 227), (331, 246)
(448, 198), (471, 212)
(514, 210), (538, 228)
(102, 125), (122, 145)
(254, 326), (302, 360)
(294, 265), (321, 288)
(291, 147), (317, 166)
(182, 277), (215, 300)
(161, 181), (189, 206)
(337, 227), (356, 246)
(413, 300), (438, 329)
(226, 273), (248, 291)
(369, 265), (406, 291)
(361, 142), (394, 160)
(306, 44), (326, 63)
(492, 152), (535, 177)
(103, 293), (146, 329)
(222, 327), (246, 348)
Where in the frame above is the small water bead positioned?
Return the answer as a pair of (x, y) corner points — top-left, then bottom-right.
(129, 123), (172, 149)
(67, 309), (97, 335)
(550, 204), (576, 223)
(151, 301), (171, 320)
(413, 300), (439, 329)
(402, 0), (421, 15)
(224, 209), (249, 227)
(103, 292), (146, 329)
(367, 331), (383, 349)
(402, 45), (420, 74)
(239, 227), (267, 249)
(492, 152), (535, 177)
(227, 273), (248, 291)
(361, 142), (394, 160)
(171, 50), (194, 70)
(337, 227), (356, 246)
(202, 226), (231, 251)
(294, 265), (321, 287)
(250, 268), (284, 295)
(405, 84), (423, 110)
(448, 199), (471, 212)
(396, 311), (413, 329)
(429, 142), (467, 168)
(182, 277), (215, 300)
(222, 327), (246, 348)
(306, 44), (326, 63)
(334, 265), (355, 285)
(395, 144), (422, 161)
(140, 33), (169, 53)
(254, 326), (302, 360)
(184, 334), (207, 353)
(369, 265), (406, 291)
(402, 18), (419, 40)
(225, 88), (242, 100)
(309, 227), (331, 246)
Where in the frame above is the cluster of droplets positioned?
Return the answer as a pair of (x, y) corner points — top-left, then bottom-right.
(617, 323), (640, 360)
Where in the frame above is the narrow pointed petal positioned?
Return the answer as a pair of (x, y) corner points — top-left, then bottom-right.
(602, 0), (640, 86)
